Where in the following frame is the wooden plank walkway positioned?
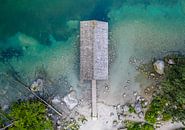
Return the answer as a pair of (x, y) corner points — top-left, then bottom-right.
(91, 80), (97, 119)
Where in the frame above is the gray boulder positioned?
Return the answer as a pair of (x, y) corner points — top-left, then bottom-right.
(153, 60), (165, 74)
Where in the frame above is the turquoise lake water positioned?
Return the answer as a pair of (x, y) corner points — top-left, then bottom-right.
(0, 0), (185, 105)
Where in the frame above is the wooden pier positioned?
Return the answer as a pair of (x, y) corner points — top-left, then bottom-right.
(91, 80), (97, 118)
(80, 20), (108, 119)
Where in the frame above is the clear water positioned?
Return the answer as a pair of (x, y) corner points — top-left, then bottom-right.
(0, 0), (185, 106)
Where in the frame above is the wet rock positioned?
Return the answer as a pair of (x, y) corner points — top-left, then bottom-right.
(30, 79), (44, 91)
(63, 90), (78, 110)
(153, 60), (165, 74)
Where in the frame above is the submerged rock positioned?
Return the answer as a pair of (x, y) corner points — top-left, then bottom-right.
(30, 79), (44, 91)
(52, 96), (62, 105)
(168, 59), (175, 65)
(63, 90), (78, 110)
(153, 60), (165, 74)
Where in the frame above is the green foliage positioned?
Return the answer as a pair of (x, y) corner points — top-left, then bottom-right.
(125, 121), (154, 130)
(8, 100), (53, 130)
(61, 118), (80, 130)
(145, 96), (168, 124)
(145, 55), (185, 125)
(162, 112), (172, 121)
(128, 105), (136, 113)
(145, 110), (157, 124)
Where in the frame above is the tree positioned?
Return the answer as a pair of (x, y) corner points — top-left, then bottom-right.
(8, 100), (53, 130)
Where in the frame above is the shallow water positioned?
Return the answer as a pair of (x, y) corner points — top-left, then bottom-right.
(0, 0), (185, 106)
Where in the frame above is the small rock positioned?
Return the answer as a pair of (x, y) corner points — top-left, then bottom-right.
(75, 111), (79, 116)
(138, 112), (144, 118)
(143, 101), (148, 107)
(150, 73), (155, 77)
(113, 120), (118, 126)
(133, 91), (137, 96)
(122, 93), (126, 98)
(136, 95), (141, 101)
(168, 59), (175, 65)
(57, 120), (61, 125)
(105, 85), (109, 90)
(134, 102), (142, 114)
(110, 112), (114, 117)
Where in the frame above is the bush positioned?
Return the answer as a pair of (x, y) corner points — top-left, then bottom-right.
(145, 96), (168, 124)
(8, 100), (53, 130)
(145, 110), (157, 124)
(128, 105), (136, 113)
(162, 112), (172, 121)
(125, 121), (154, 130)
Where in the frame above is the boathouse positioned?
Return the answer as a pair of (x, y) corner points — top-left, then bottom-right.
(80, 20), (108, 118)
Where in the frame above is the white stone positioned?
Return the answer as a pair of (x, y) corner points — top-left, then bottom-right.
(63, 90), (78, 110)
(153, 60), (165, 74)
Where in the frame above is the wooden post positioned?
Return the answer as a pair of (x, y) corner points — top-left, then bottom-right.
(91, 80), (97, 119)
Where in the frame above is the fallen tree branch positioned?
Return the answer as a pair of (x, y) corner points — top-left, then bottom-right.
(0, 122), (14, 130)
